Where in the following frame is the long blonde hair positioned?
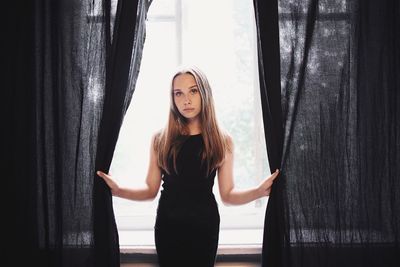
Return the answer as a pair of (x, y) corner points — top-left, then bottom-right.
(154, 66), (230, 175)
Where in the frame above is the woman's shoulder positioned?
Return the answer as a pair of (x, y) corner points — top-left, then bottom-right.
(152, 128), (163, 139)
(220, 128), (234, 149)
(150, 128), (164, 148)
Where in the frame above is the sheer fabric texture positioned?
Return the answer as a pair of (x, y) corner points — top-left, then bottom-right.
(255, 0), (400, 266)
(6, 0), (150, 266)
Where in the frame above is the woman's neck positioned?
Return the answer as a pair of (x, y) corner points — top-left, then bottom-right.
(186, 118), (201, 135)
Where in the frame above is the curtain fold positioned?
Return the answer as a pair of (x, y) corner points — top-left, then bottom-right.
(94, 0), (149, 266)
(253, 0), (287, 266)
(255, 0), (400, 266)
(7, 0), (148, 266)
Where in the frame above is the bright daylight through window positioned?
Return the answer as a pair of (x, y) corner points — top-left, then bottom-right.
(110, 0), (271, 248)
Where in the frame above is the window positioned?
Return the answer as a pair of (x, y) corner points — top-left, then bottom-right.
(110, 0), (270, 248)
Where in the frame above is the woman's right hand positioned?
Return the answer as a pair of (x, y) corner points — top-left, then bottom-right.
(97, 171), (120, 196)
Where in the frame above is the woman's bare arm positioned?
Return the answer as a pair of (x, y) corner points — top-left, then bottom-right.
(217, 136), (279, 206)
(96, 134), (162, 201)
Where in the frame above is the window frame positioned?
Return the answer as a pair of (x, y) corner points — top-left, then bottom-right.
(108, 0), (271, 249)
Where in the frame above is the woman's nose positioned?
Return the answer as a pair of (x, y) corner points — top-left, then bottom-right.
(184, 95), (191, 104)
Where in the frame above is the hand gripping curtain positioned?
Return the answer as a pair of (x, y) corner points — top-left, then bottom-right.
(6, 0), (150, 266)
(254, 0), (400, 267)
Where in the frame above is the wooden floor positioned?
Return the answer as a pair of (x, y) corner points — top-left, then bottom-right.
(121, 263), (259, 267)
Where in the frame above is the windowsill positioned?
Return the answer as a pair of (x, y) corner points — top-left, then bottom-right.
(120, 244), (262, 263)
(119, 228), (265, 248)
(120, 244), (261, 255)
(119, 228), (263, 264)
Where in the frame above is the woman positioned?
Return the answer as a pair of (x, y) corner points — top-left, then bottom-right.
(97, 66), (279, 266)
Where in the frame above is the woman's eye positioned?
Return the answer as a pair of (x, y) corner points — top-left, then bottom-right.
(174, 92), (182, 97)
(190, 89), (198, 94)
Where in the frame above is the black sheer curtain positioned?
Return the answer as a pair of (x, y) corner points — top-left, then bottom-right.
(254, 0), (400, 266)
(6, 0), (149, 266)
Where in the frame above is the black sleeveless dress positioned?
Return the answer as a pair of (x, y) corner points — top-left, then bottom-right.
(154, 134), (220, 267)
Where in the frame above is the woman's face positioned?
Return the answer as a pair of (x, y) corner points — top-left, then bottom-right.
(172, 73), (202, 122)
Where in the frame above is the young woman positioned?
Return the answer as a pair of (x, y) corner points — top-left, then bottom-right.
(97, 66), (279, 266)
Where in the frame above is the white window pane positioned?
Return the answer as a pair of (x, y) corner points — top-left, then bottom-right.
(147, 0), (176, 17)
(111, 20), (177, 221)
